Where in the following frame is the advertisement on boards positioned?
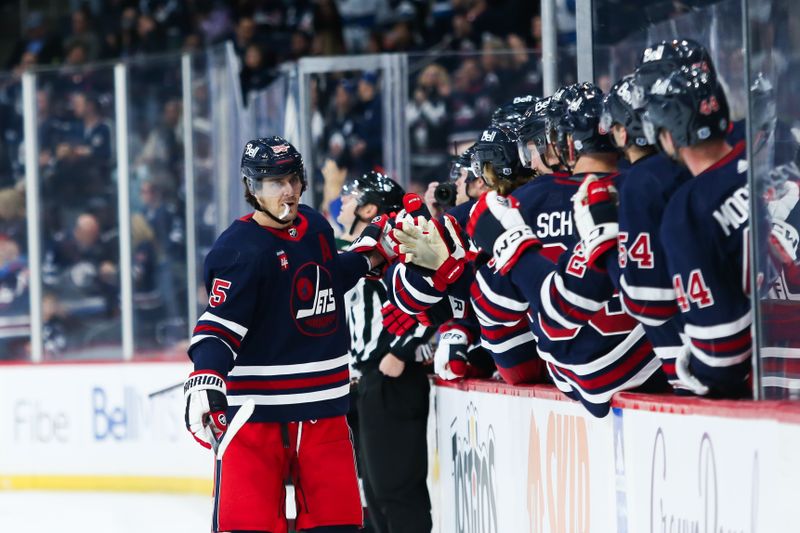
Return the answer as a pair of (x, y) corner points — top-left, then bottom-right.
(0, 362), (210, 484)
(435, 386), (616, 533)
(618, 408), (785, 533)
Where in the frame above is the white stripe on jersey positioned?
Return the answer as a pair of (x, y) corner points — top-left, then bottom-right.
(399, 264), (440, 304)
(474, 270), (528, 311)
(552, 272), (605, 311)
(199, 311), (248, 337)
(762, 347), (800, 359)
(619, 297), (667, 327)
(688, 344), (752, 368)
(228, 383), (350, 405)
(472, 301), (522, 328)
(652, 345), (686, 361)
(619, 274), (676, 301)
(480, 329), (536, 353)
(549, 357), (663, 404)
(536, 324), (646, 375)
(229, 354), (350, 377)
(683, 310), (751, 340)
(190, 334), (238, 359)
(539, 272), (583, 329)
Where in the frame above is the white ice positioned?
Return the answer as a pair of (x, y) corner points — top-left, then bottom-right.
(0, 491), (213, 533)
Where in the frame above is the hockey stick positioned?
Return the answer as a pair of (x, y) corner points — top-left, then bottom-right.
(148, 381), (183, 398)
(207, 398), (256, 457)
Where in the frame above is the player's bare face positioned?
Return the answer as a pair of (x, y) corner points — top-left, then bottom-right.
(255, 173), (302, 222)
(455, 168), (469, 205)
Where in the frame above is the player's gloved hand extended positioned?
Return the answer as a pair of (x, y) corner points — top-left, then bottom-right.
(434, 324), (472, 380)
(466, 191), (540, 275)
(393, 213), (468, 291)
(184, 371), (228, 450)
(381, 301), (431, 335)
(573, 174), (619, 265)
(348, 213), (398, 279)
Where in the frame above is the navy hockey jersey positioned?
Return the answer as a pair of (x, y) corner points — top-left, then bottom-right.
(473, 172), (663, 416)
(660, 141), (756, 394)
(554, 154), (692, 389)
(188, 205), (370, 422)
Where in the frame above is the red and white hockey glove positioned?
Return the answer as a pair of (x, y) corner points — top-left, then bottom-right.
(434, 324), (473, 380)
(381, 301), (417, 335)
(466, 191), (540, 275)
(573, 174), (619, 265)
(184, 371), (228, 450)
(393, 213), (468, 290)
(348, 213), (398, 279)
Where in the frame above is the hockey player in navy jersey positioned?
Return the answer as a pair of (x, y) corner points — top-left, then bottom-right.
(556, 74), (692, 389)
(461, 83), (667, 416)
(641, 67), (759, 396)
(183, 136), (391, 533)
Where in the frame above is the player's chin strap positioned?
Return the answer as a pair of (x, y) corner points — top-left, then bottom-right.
(260, 204), (294, 226)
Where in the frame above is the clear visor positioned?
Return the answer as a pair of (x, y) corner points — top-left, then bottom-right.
(599, 108), (614, 135)
(630, 83), (648, 111)
(449, 162), (463, 181)
(641, 111), (658, 146)
(248, 172), (302, 198)
(517, 138), (537, 168)
(470, 154), (483, 179)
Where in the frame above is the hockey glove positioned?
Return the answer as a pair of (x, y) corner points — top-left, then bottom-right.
(466, 191), (540, 275)
(381, 301), (418, 335)
(434, 324), (472, 380)
(573, 174), (619, 265)
(348, 213), (398, 279)
(393, 214), (468, 290)
(184, 371), (228, 450)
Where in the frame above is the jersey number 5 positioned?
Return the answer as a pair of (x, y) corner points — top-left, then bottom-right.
(673, 269), (713, 312)
(209, 278), (232, 307)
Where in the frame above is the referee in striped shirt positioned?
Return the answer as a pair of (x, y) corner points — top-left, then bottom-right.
(338, 171), (434, 533)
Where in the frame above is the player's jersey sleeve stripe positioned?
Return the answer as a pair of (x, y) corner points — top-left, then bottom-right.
(552, 272), (606, 312)
(189, 334), (237, 359)
(474, 270), (528, 311)
(193, 324), (242, 348)
(227, 369), (350, 391)
(619, 274), (676, 301)
(198, 311), (248, 337)
(683, 310), (752, 340)
(538, 272), (583, 330)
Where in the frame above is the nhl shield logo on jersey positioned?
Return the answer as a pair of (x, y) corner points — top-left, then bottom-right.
(289, 227), (298, 238)
(291, 262), (338, 336)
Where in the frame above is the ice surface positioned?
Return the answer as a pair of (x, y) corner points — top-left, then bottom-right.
(0, 491), (212, 533)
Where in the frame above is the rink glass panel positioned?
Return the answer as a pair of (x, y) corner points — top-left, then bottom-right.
(35, 64), (124, 361)
(746, 0), (800, 399)
(124, 55), (189, 357)
(0, 74), (30, 361)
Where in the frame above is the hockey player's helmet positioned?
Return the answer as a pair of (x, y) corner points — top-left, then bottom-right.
(558, 82), (615, 157)
(241, 136), (307, 193)
(491, 95), (539, 130)
(342, 171), (404, 214)
(471, 126), (522, 181)
(600, 75), (651, 148)
(517, 96), (552, 166)
(634, 39), (716, 109)
(641, 67), (730, 149)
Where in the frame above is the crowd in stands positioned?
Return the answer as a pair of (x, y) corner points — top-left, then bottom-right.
(0, 0), (563, 360)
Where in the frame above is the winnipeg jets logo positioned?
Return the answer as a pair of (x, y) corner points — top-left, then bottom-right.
(292, 263), (338, 336)
(244, 143), (259, 158)
(481, 130), (497, 142)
